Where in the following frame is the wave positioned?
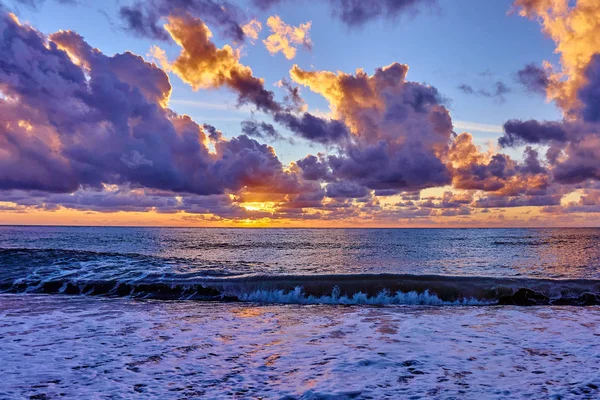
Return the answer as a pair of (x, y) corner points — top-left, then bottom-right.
(1, 273), (600, 306)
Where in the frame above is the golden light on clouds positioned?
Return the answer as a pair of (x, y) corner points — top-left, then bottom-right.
(242, 18), (262, 41)
(263, 16), (312, 60)
(514, 0), (600, 115)
(239, 202), (278, 213)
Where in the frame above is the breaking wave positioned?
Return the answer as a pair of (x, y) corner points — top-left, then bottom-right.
(1, 247), (600, 306)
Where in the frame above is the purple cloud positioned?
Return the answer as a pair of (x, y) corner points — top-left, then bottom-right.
(119, 0), (245, 42)
(0, 12), (302, 204)
(517, 63), (549, 95)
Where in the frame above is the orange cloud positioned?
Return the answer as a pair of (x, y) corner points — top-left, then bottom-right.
(242, 18), (262, 41)
(151, 13), (280, 112)
(513, 0), (600, 116)
(160, 14), (250, 90)
(263, 16), (312, 59)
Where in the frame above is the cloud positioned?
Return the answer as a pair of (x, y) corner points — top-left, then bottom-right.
(263, 15), (312, 60)
(420, 191), (473, 209)
(11, 0), (76, 8)
(474, 194), (561, 208)
(273, 112), (349, 144)
(578, 54), (600, 123)
(276, 57), (559, 215)
(241, 120), (285, 141)
(242, 18), (262, 41)
(500, 119), (568, 147)
(332, 0), (436, 26)
(295, 155), (332, 181)
(252, 0), (437, 27)
(119, 0), (246, 42)
(512, 0), (600, 116)
(517, 63), (550, 95)
(498, 1), (600, 188)
(557, 190), (600, 213)
(449, 133), (552, 198)
(291, 62), (453, 191)
(150, 13), (281, 113)
(7, 2), (600, 223)
(325, 181), (370, 198)
(458, 81), (511, 102)
(0, 12), (305, 215)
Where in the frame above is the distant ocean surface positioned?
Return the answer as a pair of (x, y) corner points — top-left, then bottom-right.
(2, 226), (600, 305)
(1, 226), (599, 398)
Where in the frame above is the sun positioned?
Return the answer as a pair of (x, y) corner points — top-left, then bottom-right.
(240, 202), (277, 213)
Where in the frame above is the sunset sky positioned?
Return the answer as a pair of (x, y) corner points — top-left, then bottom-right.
(2, 0), (600, 227)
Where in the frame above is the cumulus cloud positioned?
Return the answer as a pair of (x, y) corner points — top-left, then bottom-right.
(291, 62), (453, 191)
(0, 11), (310, 217)
(558, 190), (600, 213)
(6, 1), (600, 223)
(449, 133), (552, 202)
(263, 15), (312, 60)
(513, 0), (600, 116)
(150, 13), (281, 113)
(500, 1), (600, 189)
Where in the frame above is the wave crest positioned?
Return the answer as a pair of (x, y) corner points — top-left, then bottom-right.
(239, 286), (489, 305)
(1, 274), (600, 306)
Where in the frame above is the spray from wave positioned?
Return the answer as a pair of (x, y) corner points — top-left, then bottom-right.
(238, 286), (489, 305)
(2, 271), (600, 306)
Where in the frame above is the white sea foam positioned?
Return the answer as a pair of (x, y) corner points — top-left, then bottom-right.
(1, 294), (599, 399)
(238, 286), (491, 305)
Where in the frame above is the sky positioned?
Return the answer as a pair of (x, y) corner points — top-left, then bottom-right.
(1, 0), (600, 227)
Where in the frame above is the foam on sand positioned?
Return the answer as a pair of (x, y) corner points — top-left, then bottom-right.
(1, 294), (599, 399)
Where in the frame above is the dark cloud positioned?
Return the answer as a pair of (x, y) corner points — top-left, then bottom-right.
(252, 0), (436, 27)
(325, 181), (370, 199)
(295, 155), (332, 181)
(474, 194), (561, 208)
(11, 0), (76, 8)
(291, 63), (453, 191)
(278, 79), (305, 112)
(579, 54), (600, 123)
(458, 84), (475, 95)
(420, 191), (473, 209)
(520, 146), (545, 175)
(274, 112), (349, 144)
(333, 0), (436, 26)
(373, 189), (400, 196)
(119, 0), (245, 42)
(119, 4), (170, 41)
(517, 63), (549, 95)
(252, 0), (281, 9)
(327, 142), (451, 190)
(0, 13), (301, 205)
(241, 120), (282, 140)
(552, 148), (600, 184)
(458, 81), (511, 101)
(500, 119), (568, 147)
(449, 133), (551, 197)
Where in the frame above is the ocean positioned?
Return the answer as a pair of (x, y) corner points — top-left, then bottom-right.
(1, 226), (599, 398)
